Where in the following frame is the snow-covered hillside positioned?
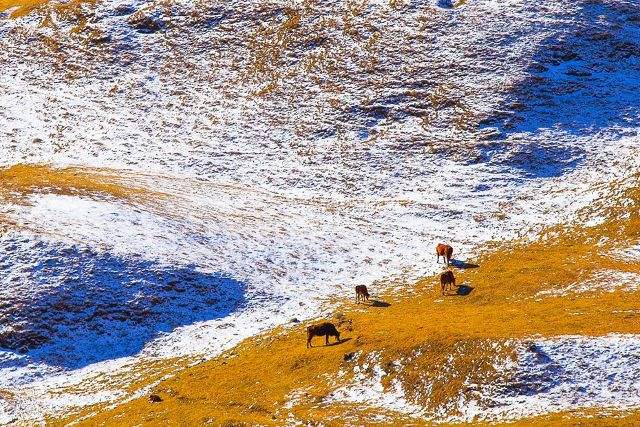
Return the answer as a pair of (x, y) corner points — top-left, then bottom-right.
(0, 0), (638, 423)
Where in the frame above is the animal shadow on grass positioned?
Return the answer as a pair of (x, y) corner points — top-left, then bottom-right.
(325, 337), (352, 347)
(449, 259), (479, 269)
(456, 285), (474, 296)
(442, 285), (474, 297)
(370, 300), (391, 308)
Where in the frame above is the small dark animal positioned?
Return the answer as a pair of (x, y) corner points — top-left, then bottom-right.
(148, 394), (162, 403)
(440, 270), (456, 295)
(307, 322), (340, 348)
(355, 285), (370, 303)
(436, 243), (454, 266)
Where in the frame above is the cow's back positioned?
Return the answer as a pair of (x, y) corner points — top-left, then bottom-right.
(319, 322), (337, 335)
(309, 322), (336, 336)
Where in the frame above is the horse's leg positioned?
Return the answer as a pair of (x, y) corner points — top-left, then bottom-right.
(325, 334), (329, 345)
(437, 254), (440, 263)
(307, 336), (312, 348)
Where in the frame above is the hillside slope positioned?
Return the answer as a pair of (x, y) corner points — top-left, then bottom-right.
(61, 180), (640, 425)
(0, 0), (638, 423)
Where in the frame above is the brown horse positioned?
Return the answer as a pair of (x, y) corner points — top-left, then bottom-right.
(440, 270), (456, 295)
(436, 243), (453, 266)
(355, 285), (370, 303)
(306, 322), (341, 348)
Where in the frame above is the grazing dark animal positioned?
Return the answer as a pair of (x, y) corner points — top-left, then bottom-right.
(440, 270), (456, 295)
(436, 243), (454, 266)
(355, 285), (370, 303)
(307, 322), (340, 348)
(148, 394), (162, 403)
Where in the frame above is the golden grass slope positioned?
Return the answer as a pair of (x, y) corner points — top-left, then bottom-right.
(0, 0), (92, 19)
(53, 174), (640, 426)
(0, 164), (153, 203)
(0, 164), (161, 235)
(0, 0), (47, 17)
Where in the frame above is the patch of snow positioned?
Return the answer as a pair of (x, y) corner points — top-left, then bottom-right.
(615, 244), (640, 263)
(463, 334), (640, 422)
(324, 353), (425, 417)
(312, 335), (640, 423)
(536, 270), (640, 297)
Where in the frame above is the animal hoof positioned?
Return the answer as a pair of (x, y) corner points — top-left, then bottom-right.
(149, 394), (162, 403)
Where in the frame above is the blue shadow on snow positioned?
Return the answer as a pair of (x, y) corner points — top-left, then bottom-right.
(479, 2), (640, 138)
(476, 2), (639, 178)
(0, 242), (245, 370)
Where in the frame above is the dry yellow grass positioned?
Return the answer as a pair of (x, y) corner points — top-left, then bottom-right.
(0, 164), (152, 204)
(0, 0), (92, 19)
(0, 0), (47, 17)
(0, 164), (162, 237)
(54, 176), (640, 425)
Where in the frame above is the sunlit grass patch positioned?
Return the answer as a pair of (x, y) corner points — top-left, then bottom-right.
(0, 0), (47, 17)
(0, 164), (155, 204)
(0, 0), (92, 19)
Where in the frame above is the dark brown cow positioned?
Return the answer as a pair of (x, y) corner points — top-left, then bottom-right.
(440, 270), (456, 295)
(355, 285), (370, 303)
(436, 243), (454, 266)
(306, 322), (340, 348)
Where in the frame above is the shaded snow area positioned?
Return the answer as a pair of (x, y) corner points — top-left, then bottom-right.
(0, 0), (639, 422)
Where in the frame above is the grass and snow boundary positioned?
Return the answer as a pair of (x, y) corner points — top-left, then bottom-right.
(315, 335), (640, 423)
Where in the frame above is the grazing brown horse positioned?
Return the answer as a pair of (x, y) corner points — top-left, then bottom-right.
(436, 243), (454, 266)
(355, 285), (370, 303)
(440, 270), (456, 295)
(307, 322), (341, 348)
